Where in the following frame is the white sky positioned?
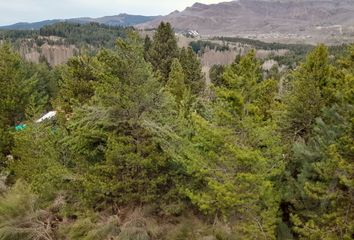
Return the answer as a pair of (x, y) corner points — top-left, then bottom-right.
(0, 0), (227, 25)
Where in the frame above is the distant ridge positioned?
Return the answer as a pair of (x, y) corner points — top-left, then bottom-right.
(2, 0), (354, 44)
(0, 20), (62, 30)
(0, 14), (158, 30)
(137, 0), (354, 44)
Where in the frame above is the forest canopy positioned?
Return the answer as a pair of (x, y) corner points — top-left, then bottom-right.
(0, 22), (353, 240)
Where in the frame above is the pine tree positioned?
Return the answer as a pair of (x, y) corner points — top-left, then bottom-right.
(0, 44), (32, 126)
(255, 78), (279, 119)
(179, 47), (205, 95)
(282, 45), (332, 141)
(56, 55), (100, 113)
(276, 45), (334, 238)
(289, 46), (354, 239)
(11, 123), (71, 201)
(291, 105), (354, 239)
(143, 35), (152, 61)
(149, 109), (280, 239)
(4, 21), (354, 239)
(147, 22), (179, 82)
(209, 64), (225, 86)
(146, 49), (282, 239)
(166, 58), (186, 104)
(0, 44), (49, 163)
(214, 50), (263, 126)
(65, 35), (184, 207)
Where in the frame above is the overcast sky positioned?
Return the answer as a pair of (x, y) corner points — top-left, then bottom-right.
(0, 0), (227, 25)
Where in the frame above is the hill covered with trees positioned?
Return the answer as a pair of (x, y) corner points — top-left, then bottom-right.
(0, 22), (131, 66)
(0, 22), (353, 239)
(0, 22), (130, 48)
(0, 14), (157, 30)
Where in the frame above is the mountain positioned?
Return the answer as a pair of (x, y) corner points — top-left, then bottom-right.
(0, 14), (158, 30)
(138, 0), (354, 44)
(0, 20), (62, 30)
(2, 0), (354, 43)
(70, 14), (158, 27)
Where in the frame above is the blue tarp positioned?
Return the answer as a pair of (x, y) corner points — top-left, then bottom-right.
(15, 124), (26, 131)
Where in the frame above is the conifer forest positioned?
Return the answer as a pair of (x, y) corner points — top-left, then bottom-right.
(0, 22), (353, 240)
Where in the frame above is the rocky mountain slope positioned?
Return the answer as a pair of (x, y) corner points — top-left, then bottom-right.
(138, 0), (354, 44)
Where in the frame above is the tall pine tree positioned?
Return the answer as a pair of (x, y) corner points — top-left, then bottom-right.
(289, 45), (354, 239)
(179, 47), (205, 95)
(147, 22), (178, 82)
(282, 45), (332, 141)
(166, 58), (186, 104)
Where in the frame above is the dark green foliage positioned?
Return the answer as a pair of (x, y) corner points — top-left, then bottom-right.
(287, 46), (354, 239)
(275, 45), (354, 239)
(291, 104), (354, 239)
(189, 40), (229, 54)
(145, 50), (283, 238)
(0, 22), (130, 50)
(0, 44), (34, 126)
(209, 64), (225, 86)
(215, 37), (313, 54)
(56, 55), (100, 112)
(143, 35), (152, 61)
(281, 45), (332, 141)
(216, 50), (263, 123)
(179, 47), (205, 95)
(0, 29), (39, 41)
(146, 22), (179, 81)
(213, 37), (314, 67)
(65, 35), (184, 207)
(39, 22), (130, 48)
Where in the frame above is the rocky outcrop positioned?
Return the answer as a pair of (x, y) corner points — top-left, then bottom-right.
(18, 38), (78, 66)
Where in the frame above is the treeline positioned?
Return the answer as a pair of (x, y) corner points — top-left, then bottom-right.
(211, 37), (349, 67)
(189, 40), (230, 54)
(40, 22), (131, 47)
(0, 22), (353, 239)
(0, 29), (38, 40)
(214, 36), (313, 53)
(217, 37), (314, 67)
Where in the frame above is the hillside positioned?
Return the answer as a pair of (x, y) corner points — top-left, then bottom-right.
(0, 14), (158, 30)
(138, 0), (354, 44)
(0, 22), (130, 65)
